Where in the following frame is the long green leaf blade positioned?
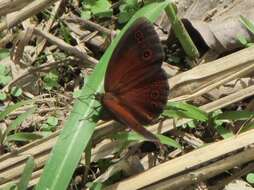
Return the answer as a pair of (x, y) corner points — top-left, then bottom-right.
(17, 156), (35, 190)
(36, 1), (170, 190)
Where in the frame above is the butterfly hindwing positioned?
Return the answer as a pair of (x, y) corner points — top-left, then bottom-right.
(119, 70), (169, 124)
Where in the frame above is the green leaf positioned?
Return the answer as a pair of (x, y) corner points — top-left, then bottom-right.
(0, 100), (34, 121)
(118, 11), (133, 23)
(215, 125), (234, 139)
(59, 22), (72, 44)
(36, 131), (52, 137)
(240, 15), (254, 35)
(11, 86), (23, 97)
(186, 120), (196, 129)
(81, 10), (92, 20)
(237, 34), (248, 46)
(40, 123), (52, 131)
(118, 0), (139, 23)
(47, 116), (58, 126)
(112, 131), (181, 149)
(17, 156), (35, 190)
(214, 111), (254, 121)
(7, 132), (43, 142)
(84, 0), (113, 18)
(73, 89), (82, 98)
(86, 182), (103, 190)
(0, 48), (10, 60)
(1, 183), (17, 190)
(157, 134), (181, 148)
(246, 173), (254, 184)
(211, 110), (234, 139)
(0, 91), (7, 101)
(8, 107), (36, 134)
(239, 123), (254, 133)
(36, 2), (170, 190)
(43, 70), (59, 91)
(164, 102), (208, 121)
(0, 75), (12, 86)
(0, 64), (7, 75)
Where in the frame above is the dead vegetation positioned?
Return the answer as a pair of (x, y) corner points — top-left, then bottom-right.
(0, 0), (254, 190)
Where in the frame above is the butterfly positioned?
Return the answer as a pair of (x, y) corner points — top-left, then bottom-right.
(100, 17), (169, 142)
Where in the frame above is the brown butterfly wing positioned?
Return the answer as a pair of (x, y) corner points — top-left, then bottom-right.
(104, 18), (164, 94)
(103, 17), (169, 140)
(118, 70), (169, 125)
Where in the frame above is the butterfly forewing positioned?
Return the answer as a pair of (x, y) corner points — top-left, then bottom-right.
(104, 18), (164, 93)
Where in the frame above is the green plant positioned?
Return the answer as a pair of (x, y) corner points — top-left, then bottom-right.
(0, 91), (7, 101)
(238, 15), (254, 47)
(211, 110), (254, 138)
(41, 116), (59, 131)
(209, 110), (234, 139)
(0, 101), (42, 148)
(118, 0), (140, 23)
(0, 48), (10, 60)
(17, 156), (35, 190)
(112, 131), (181, 148)
(43, 70), (59, 91)
(246, 173), (254, 184)
(81, 0), (113, 20)
(35, 2), (171, 190)
(0, 64), (12, 87)
(59, 22), (72, 44)
(10, 86), (23, 97)
(163, 102), (208, 121)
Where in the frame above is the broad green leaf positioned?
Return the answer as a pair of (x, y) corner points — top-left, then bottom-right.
(214, 111), (254, 121)
(17, 156), (35, 190)
(112, 131), (181, 149)
(164, 102), (208, 121)
(36, 2), (170, 190)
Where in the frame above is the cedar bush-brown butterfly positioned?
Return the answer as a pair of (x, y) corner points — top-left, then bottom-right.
(100, 17), (169, 142)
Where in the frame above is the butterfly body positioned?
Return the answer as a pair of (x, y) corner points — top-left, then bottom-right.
(101, 17), (169, 142)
